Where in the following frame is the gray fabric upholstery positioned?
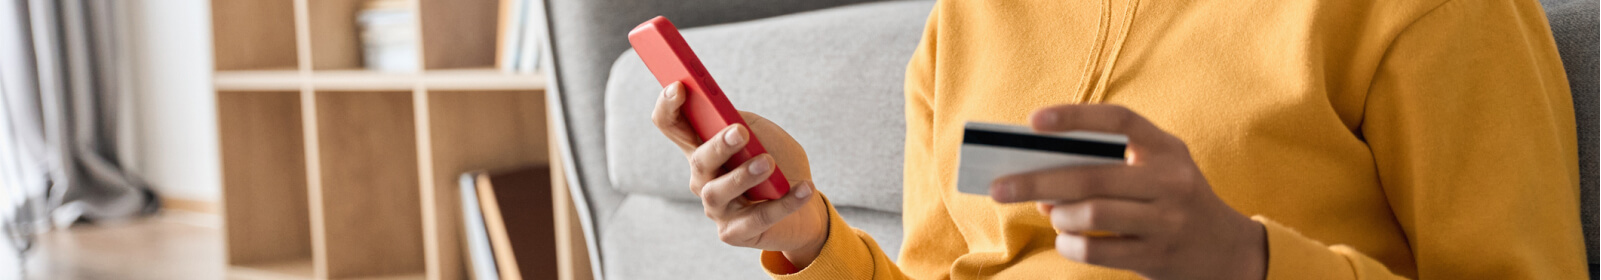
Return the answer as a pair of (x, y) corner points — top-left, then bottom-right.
(605, 1), (933, 214)
(1542, 0), (1599, 266)
(601, 196), (901, 279)
(543, 0), (896, 243)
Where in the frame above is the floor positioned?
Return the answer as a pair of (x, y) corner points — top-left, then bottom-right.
(21, 211), (229, 280)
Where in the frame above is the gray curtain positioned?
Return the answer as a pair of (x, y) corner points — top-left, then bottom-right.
(0, 0), (158, 268)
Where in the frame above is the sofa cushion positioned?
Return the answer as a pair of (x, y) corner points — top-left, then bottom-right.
(604, 1), (934, 213)
(601, 195), (902, 279)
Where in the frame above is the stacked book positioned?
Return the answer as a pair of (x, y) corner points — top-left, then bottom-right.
(459, 166), (556, 280)
(496, 0), (545, 73)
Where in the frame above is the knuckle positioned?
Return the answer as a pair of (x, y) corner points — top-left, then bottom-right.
(1073, 175), (1100, 197)
(1111, 107), (1138, 129)
(1158, 168), (1191, 186)
(1012, 179), (1034, 199)
(698, 185), (718, 202)
(650, 113), (669, 126)
(1164, 168), (1202, 196)
(1079, 202), (1103, 229)
(688, 154), (713, 173)
(752, 210), (775, 227)
(1169, 135), (1190, 151)
(1161, 209), (1188, 231)
(1081, 240), (1116, 265)
(717, 230), (741, 245)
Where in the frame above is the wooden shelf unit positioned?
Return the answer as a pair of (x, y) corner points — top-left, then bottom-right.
(210, 0), (563, 279)
(215, 69), (548, 91)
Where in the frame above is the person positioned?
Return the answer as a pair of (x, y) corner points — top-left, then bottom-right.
(649, 0), (1588, 279)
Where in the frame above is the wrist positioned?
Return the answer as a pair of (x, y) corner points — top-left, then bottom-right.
(1234, 218), (1268, 280)
(780, 235), (825, 269)
(781, 197), (830, 268)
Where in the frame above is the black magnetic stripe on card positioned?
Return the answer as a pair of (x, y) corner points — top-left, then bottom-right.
(962, 129), (1126, 159)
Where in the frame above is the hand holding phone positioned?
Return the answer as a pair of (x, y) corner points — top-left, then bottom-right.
(629, 16), (791, 200)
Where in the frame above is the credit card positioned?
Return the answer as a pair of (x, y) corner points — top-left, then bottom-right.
(956, 122), (1129, 196)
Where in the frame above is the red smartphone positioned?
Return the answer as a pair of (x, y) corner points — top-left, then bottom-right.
(628, 16), (791, 200)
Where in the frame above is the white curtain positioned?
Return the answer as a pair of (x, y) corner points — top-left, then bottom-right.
(0, 0), (157, 275)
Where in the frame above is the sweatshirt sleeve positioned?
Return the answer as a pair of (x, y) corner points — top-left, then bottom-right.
(760, 195), (911, 280)
(1260, 0), (1589, 279)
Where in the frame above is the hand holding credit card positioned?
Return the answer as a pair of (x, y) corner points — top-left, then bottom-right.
(955, 107), (1268, 276)
(956, 122), (1129, 196)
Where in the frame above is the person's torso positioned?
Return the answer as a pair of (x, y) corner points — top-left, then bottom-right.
(910, 0), (1454, 278)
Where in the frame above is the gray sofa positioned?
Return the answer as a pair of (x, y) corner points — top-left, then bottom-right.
(536, 0), (1598, 279)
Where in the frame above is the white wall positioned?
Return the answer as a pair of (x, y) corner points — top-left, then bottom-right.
(126, 0), (220, 203)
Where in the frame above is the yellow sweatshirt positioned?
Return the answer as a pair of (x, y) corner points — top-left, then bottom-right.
(760, 0), (1587, 279)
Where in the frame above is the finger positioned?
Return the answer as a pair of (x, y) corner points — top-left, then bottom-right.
(651, 82), (701, 153)
(1056, 233), (1154, 272)
(1029, 104), (1181, 158)
(1049, 199), (1161, 236)
(687, 124), (749, 183)
(699, 154), (776, 210)
(725, 182), (816, 238)
(991, 165), (1158, 203)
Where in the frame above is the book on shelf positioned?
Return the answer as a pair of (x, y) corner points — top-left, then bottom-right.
(459, 172), (500, 280)
(465, 165), (556, 280)
(497, 0), (543, 73)
(515, 0), (542, 73)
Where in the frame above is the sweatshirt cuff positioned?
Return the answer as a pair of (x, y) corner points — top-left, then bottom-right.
(761, 195), (875, 279)
(1254, 216), (1360, 280)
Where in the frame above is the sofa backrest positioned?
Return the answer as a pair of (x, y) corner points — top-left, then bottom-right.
(603, 1), (933, 214)
(536, 0), (897, 276)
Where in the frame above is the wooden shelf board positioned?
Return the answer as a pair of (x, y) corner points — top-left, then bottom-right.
(214, 69), (303, 91)
(214, 69), (546, 91)
(230, 259), (425, 280)
(229, 258), (315, 279)
(419, 69), (548, 91)
(347, 273), (428, 280)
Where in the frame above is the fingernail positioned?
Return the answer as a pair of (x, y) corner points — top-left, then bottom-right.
(664, 83), (679, 99)
(795, 182), (813, 198)
(991, 181), (1015, 202)
(748, 157), (770, 175)
(724, 125), (745, 146)
(1036, 111), (1058, 126)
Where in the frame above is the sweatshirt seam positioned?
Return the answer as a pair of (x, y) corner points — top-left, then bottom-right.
(1087, 0), (1141, 103)
(1355, 0), (1461, 261)
(1358, 0), (1461, 131)
(1072, 0), (1113, 103)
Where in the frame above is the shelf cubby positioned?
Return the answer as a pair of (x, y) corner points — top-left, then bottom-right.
(210, 0), (298, 70)
(306, 0), (371, 70)
(216, 91), (313, 273)
(419, 90), (548, 280)
(418, 0), (498, 69)
(312, 91), (427, 278)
